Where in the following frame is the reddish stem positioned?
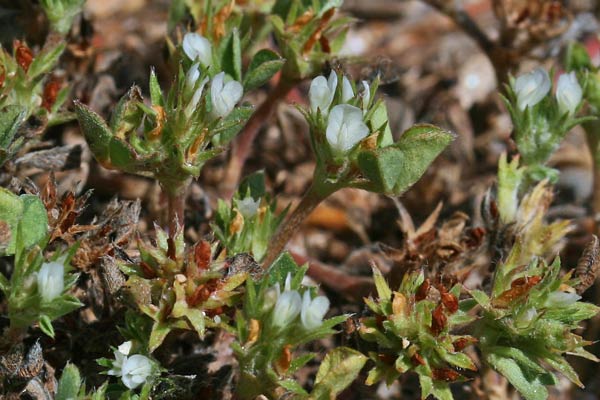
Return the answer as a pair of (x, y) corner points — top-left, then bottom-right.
(222, 78), (296, 199)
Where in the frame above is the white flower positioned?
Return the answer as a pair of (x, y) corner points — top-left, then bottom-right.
(184, 74), (209, 118)
(514, 307), (537, 329)
(121, 354), (153, 389)
(211, 72), (243, 118)
(37, 261), (64, 302)
(309, 71), (337, 114)
(185, 62), (201, 91)
(360, 80), (370, 112)
(513, 68), (551, 111)
(326, 104), (370, 153)
(300, 291), (330, 330)
(556, 72), (583, 116)
(544, 291), (581, 308)
(236, 196), (260, 218)
(342, 76), (354, 102)
(272, 290), (302, 328)
(182, 32), (212, 67)
(107, 341), (132, 377)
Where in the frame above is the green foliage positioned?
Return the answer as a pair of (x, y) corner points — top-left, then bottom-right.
(56, 363), (83, 400)
(122, 227), (248, 352)
(39, 0), (85, 34)
(212, 171), (287, 261)
(359, 267), (476, 400)
(232, 253), (348, 399)
(474, 257), (599, 400)
(0, 188), (48, 255)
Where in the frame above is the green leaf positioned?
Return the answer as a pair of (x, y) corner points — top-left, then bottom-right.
(74, 101), (113, 164)
(265, 252), (298, 284)
(211, 105), (254, 146)
(311, 347), (367, 399)
(56, 363), (82, 400)
(0, 105), (26, 150)
(221, 29), (242, 82)
(39, 314), (55, 338)
(238, 170), (266, 200)
(357, 124), (453, 195)
(485, 351), (551, 400)
(28, 42), (66, 79)
(149, 321), (172, 353)
(371, 264), (392, 302)
(243, 49), (285, 91)
(149, 68), (164, 107)
(0, 190), (48, 255)
(279, 379), (308, 395)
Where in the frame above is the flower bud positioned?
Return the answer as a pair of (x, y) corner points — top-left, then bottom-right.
(309, 71), (337, 114)
(184, 76), (209, 118)
(326, 104), (370, 153)
(210, 72), (243, 118)
(236, 196), (260, 218)
(544, 291), (581, 308)
(107, 341), (132, 377)
(360, 80), (370, 112)
(182, 32), (212, 67)
(300, 291), (330, 330)
(121, 354), (153, 389)
(37, 261), (64, 302)
(513, 68), (551, 111)
(272, 290), (301, 328)
(342, 76), (354, 103)
(185, 63), (201, 91)
(556, 72), (582, 116)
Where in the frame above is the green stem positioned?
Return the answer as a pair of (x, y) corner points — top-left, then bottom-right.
(262, 180), (337, 268)
(584, 121), (600, 216)
(162, 179), (190, 245)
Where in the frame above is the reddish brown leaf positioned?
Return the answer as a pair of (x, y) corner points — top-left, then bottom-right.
(430, 304), (447, 335)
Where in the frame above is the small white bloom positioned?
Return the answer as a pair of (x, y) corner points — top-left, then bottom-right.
(544, 291), (581, 308)
(118, 341), (132, 356)
(107, 341), (132, 377)
(185, 76), (209, 118)
(272, 290), (301, 328)
(284, 272), (292, 292)
(37, 261), (64, 302)
(262, 283), (280, 312)
(309, 71), (337, 114)
(211, 72), (243, 118)
(513, 68), (551, 111)
(326, 104), (370, 153)
(236, 196), (260, 218)
(182, 32), (212, 67)
(342, 76), (354, 102)
(360, 81), (370, 112)
(556, 72), (583, 116)
(185, 62), (201, 91)
(121, 354), (153, 390)
(300, 291), (329, 330)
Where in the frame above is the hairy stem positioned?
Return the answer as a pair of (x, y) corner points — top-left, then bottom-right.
(585, 121), (600, 216)
(221, 77), (297, 199)
(163, 179), (190, 244)
(262, 182), (335, 268)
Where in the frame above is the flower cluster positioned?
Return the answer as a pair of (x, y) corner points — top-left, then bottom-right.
(309, 71), (371, 154)
(106, 341), (155, 390)
(505, 67), (588, 173)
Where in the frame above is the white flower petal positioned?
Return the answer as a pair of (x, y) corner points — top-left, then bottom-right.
(182, 32), (212, 66)
(300, 291), (330, 330)
(236, 196), (260, 218)
(342, 76), (354, 102)
(513, 68), (551, 111)
(37, 261), (64, 302)
(211, 72), (243, 118)
(326, 104), (370, 153)
(556, 72), (582, 116)
(117, 341), (132, 356)
(121, 354), (153, 390)
(272, 290), (301, 328)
